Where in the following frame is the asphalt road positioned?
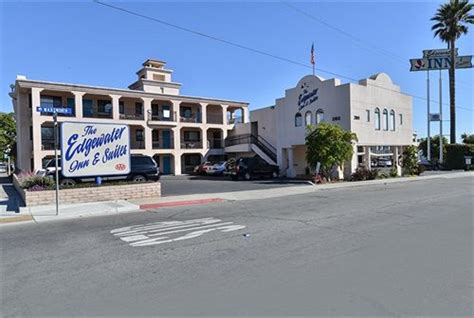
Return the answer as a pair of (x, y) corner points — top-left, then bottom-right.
(1, 175), (472, 316)
(160, 174), (309, 196)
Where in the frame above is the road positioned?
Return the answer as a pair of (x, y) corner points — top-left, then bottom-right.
(1, 175), (472, 316)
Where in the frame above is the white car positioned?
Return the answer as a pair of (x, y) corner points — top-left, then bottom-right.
(206, 161), (227, 175)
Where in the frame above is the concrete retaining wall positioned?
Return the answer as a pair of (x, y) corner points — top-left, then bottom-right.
(12, 175), (161, 207)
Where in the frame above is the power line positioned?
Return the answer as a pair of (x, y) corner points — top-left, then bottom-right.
(93, 0), (472, 112)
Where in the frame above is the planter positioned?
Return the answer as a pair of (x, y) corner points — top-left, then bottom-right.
(12, 174), (161, 207)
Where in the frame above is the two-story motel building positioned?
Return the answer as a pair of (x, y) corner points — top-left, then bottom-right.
(11, 59), (249, 175)
(11, 59), (412, 179)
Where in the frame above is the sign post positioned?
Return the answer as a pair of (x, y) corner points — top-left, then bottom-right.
(410, 49), (473, 162)
(36, 106), (73, 216)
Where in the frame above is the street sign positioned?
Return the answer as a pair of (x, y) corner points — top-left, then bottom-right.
(36, 106), (73, 114)
(429, 113), (441, 122)
(60, 122), (130, 177)
(423, 48), (458, 58)
(409, 55), (473, 71)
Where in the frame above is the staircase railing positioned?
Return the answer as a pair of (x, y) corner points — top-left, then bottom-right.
(225, 133), (277, 163)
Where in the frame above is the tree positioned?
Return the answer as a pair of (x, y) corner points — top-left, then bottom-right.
(305, 122), (357, 180)
(418, 135), (448, 161)
(402, 145), (419, 176)
(0, 112), (16, 161)
(461, 133), (474, 144)
(431, 0), (474, 144)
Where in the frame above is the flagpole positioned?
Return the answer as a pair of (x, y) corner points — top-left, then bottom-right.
(312, 63), (315, 76)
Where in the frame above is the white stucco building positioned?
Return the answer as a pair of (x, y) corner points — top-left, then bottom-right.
(225, 73), (413, 179)
(10, 59), (249, 175)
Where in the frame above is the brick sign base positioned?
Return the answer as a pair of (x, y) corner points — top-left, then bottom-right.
(13, 175), (161, 207)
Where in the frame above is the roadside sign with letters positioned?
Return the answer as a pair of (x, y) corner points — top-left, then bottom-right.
(422, 48), (458, 58)
(409, 55), (473, 71)
(36, 107), (73, 115)
(60, 122), (130, 177)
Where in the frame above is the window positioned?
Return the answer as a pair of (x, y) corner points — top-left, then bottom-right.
(119, 101), (124, 114)
(295, 113), (302, 127)
(97, 100), (112, 114)
(374, 108), (380, 130)
(181, 106), (192, 118)
(40, 95), (62, 108)
(184, 131), (200, 141)
(152, 130), (159, 141)
(399, 113), (403, 125)
(383, 109), (388, 131)
(135, 129), (144, 141)
(83, 99), (94, 117)
(316, 109), (324, 124)
(305, 111), (312, 126)
(390, 110), (395, 131)
(135, 102), (143, 115)
(366, 110), (370, 122)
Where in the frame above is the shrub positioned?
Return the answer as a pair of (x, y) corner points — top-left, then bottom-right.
(378, 172), (389, 179)
(351, 167), (378, 181)
(389, 167), (398, 178)
(402, 145), (419, 176)
(18, 174), (55, 191)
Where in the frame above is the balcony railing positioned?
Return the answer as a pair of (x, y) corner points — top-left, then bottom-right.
(42, 140), (57, 150)
(83, 111), (113, 119)
(181, 140), (203, 149)
(147, 110), (176, 122)
(228, 116), (242, 124)
(180, 113), (202, 123)
(152, 139), (174, 149)
(206, 113), (223, 124)
(120, 113), (144, 120)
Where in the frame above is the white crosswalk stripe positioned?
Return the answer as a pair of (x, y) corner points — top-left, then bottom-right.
(111, 217), (246, 247)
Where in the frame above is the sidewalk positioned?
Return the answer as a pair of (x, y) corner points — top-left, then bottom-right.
(1, 170), (472, 225)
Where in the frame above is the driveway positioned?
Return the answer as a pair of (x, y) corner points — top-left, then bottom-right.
(160, 175), (311, 196)
(0, 173), (22, 213)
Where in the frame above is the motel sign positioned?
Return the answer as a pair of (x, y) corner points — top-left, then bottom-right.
(409, 55), (473, 71)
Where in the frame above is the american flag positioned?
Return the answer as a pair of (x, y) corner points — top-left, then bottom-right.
(310, 43), (315, 65)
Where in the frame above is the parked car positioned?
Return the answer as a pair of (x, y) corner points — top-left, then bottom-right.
(0, 163), (7, 173)
(193, 161), (213, 175)
(376, 158), (393, 167)
(418, 158), (439, 171)
(39, 155), (160, 186)
(206, 161), (227, 175)
(228, 157), (279, 181)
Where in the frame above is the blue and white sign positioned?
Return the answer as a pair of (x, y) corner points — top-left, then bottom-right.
(37, 106), (73, 115)
(298, 82), (319, 111)
(60, 122), (130, 177)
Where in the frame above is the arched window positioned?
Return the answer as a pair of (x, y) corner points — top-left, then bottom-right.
(316, 109), (324, 124)
(305, 111), (312, 126)
(383, 109), (388, 131)
(390, 110), (395, 131)
(295, 113), (302, 127)
(374, 108), (380, 130)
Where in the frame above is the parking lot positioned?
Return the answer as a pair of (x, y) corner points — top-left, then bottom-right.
(160, 175), (312, 197)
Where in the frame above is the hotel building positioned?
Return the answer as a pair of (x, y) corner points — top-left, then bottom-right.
(11, 59), (249, 175)
(225, 73), (413, 179)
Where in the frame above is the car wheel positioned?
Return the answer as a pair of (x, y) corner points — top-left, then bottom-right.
(132, 175), (146, 182)
(271, 171), (278, 178)
(60, 178), (76, 187)
(244, 172), (252, 181)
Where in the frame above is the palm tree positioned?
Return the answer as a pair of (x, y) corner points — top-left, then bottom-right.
(431, 0), (473, 144)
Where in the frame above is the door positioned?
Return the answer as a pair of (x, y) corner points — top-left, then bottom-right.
(163, 156), (172, 174)
(251, 121), (258, 137)
(162, 130), (171, 149)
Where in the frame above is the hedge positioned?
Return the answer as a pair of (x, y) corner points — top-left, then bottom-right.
(445, 144), (474, 169)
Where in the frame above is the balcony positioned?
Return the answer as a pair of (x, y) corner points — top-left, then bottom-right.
(180, 140), (203, 149)
(206, 113), (223, 124)
(147, 110), (177, 123)
(180, 113), (202, 123)
(207, 138), (224, 149)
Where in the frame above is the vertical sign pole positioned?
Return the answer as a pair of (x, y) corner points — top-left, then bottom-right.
(439, 69), (443, 163)
(53, 112), (59, 216)
(427, 70), (431, 161)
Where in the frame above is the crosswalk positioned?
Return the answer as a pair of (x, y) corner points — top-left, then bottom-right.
(111, 217), (246, 247)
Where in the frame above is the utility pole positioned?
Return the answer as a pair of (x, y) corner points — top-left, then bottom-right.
(427, 70), (431, 161)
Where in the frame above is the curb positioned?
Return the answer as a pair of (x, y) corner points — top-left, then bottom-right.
(0, 214), (34, 224)
(139, 198), (225, 210)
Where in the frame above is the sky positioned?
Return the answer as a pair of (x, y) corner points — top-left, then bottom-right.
(1, 0), (473, 141)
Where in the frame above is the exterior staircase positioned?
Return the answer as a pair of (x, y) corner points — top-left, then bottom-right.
(225, 134), (277, 165)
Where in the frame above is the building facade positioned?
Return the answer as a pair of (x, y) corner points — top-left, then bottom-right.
(225, 73), (413, 179)
(11, 59), (249, 175)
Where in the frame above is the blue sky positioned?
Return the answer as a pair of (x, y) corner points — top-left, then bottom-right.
(1, 0), (473, 140)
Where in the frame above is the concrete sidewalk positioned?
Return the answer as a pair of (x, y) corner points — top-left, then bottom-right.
(2, 171), (472, 225)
